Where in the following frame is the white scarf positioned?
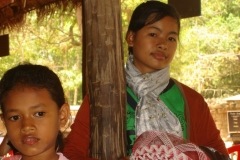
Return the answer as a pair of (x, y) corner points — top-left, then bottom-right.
(125, 55), (182, 137)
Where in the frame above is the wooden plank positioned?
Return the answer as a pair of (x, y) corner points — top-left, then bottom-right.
(0, 34), (9, 57)
(168, 0), (201, 18)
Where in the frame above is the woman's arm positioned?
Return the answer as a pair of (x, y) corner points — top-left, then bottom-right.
(63, 95), (96, 160)
(180, 83), (229, 158)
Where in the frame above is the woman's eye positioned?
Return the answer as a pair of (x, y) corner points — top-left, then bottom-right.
(9, 116), (20, 121)
(35, 112), (45, 117)
(169, 37), (176, 41)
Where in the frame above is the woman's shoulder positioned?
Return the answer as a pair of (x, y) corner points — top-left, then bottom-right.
(172, 78), (204, 99)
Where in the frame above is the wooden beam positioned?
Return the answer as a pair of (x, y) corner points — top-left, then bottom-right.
(82, 0), (127, 159)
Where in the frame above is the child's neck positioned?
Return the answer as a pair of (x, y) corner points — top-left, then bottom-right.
(21, 152), (59, 160)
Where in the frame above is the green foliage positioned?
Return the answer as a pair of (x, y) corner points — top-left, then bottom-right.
(171, 0), (240, 98)
(0, 8), (82, 105)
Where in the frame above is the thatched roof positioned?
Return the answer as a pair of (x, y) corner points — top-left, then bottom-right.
(0, 0), (82, 32)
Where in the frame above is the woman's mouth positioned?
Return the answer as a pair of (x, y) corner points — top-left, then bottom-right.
(151, 52), (167, 60)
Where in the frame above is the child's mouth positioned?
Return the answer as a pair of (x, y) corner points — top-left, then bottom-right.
(22, 136), (39, 145)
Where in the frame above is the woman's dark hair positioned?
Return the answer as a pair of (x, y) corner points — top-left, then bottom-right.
(0, 63), (66, 152)
(127, 1), (181, 54)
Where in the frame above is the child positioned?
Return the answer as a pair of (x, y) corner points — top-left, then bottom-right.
(63, 1), (229, 159)
(0, 63), (70, 160)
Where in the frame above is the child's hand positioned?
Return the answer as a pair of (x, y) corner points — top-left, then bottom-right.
(119, 156), (129, 160)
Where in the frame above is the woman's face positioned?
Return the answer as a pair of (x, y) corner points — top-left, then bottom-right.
(126, 16), (179, 74)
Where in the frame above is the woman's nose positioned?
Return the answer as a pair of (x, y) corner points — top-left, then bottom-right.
(157, 39), (168, 50)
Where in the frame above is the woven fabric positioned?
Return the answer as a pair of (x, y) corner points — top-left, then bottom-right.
(130, 130), (210, 160)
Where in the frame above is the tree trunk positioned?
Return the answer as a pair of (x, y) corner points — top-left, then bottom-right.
(82, 0), (127, 159)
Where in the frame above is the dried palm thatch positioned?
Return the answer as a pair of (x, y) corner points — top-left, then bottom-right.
(0, 0), (82, 32)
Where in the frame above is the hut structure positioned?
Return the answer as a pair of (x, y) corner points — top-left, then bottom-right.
(0, 0), (126, 159)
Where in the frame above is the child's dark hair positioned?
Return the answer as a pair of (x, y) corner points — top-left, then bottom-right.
(127, 1), (181, 54)
(0, 63), (66, 152)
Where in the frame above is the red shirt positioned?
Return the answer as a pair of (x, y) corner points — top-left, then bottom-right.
(63, 80), (228, 159)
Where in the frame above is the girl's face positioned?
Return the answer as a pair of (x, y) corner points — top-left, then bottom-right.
(2, 87), (69, 159)
(126, 16), (179, 74)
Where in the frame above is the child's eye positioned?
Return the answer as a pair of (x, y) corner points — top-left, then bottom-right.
(35, 112), (46, 117)
(149, 33), (156, 37)
(9, 116), (20, 121)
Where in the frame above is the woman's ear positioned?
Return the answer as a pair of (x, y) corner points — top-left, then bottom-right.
(0, 114), (5, 125)
(126, 31), (135, 46)
(59, 103), (70, 127)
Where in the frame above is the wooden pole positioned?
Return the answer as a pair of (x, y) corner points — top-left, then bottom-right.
(82, 0), (127, 159)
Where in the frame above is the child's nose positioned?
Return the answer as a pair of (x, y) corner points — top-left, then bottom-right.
(21, 117), (36, 133)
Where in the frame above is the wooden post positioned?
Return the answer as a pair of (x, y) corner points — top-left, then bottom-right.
(82, 0), (127, 159)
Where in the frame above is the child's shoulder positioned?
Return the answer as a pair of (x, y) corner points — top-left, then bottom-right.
(2, 155), (21, 160)
(57, 153), (69, 160)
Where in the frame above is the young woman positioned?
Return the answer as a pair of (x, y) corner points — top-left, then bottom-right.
(63, 1), (229, 159)
(0, 64), (70, 160)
